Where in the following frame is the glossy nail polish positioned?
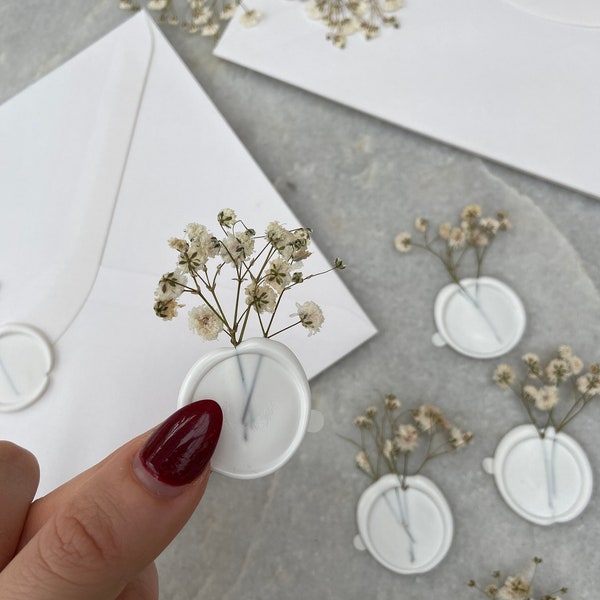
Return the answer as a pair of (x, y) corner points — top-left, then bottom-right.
(134, 399), (222, 495)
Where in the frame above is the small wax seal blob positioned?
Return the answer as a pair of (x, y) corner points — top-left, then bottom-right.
(0, 324), (53, 412)
(502, 0), (600, 27)
(433, 277), (525, 359)
(484, 424), (593, 525)
(178, 338), (311, 480)
(356, 474), (453, 574)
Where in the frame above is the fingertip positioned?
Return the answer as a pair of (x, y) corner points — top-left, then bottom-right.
(0, 440), (40, 495)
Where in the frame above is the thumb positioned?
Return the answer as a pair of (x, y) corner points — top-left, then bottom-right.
(0, 399), (222, 600)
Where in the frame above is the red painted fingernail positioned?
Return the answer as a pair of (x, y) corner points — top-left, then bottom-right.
(134, 400), (222, 495)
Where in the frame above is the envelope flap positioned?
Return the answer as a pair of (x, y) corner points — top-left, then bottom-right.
(0, 14), (153, 341)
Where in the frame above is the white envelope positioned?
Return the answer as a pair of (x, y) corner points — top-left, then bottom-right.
(215, 0), (600, 199)
(0, 12), (376, 496)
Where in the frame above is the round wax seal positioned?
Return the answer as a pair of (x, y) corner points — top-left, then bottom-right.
(433, 277), (525, 359)
(483, 424), (593, 525)
(356, 474), (453, 574)
(178, 337), (311, 479)
(0, 323), (53, 412)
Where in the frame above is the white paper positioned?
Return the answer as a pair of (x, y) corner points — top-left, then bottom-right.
(0, 12), (376, 495)
(215, 0), (600, 199)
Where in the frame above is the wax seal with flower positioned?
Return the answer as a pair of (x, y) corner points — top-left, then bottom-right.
(484, 345), (597, 525)
(347, 394), (473, 574)
(154, 208), (344, 479)
(468, 557), (569, 600)
(395, 204), (525, 359)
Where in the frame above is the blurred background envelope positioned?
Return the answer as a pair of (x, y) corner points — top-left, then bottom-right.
(215, 0), (600, 199)
(0, 12), (376, 495)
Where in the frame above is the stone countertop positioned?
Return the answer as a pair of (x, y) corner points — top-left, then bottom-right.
(2, 2), (600, 598)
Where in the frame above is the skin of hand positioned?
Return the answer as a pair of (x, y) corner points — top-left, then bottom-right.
(0, 399), (222, 600)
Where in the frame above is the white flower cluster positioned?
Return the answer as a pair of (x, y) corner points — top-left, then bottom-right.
(154, 209), (344, 346)
(119, 0), (261, 37)
(395, 204), (511, 284)
(351, 394), (472, 484)
(469, 557), (568, 600)
(493, 345), (599, 435)
(305, 0), (403, 49)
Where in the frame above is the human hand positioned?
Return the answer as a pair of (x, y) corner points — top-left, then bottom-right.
(0, 399), (222, 600)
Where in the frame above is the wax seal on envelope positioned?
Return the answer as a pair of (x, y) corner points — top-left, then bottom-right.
(0, 323), (53, 412)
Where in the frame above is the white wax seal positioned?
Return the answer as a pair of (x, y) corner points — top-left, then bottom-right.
(0, 323), (53, 412)
(178, 337), (311, 479)
(484, 424), (593, 525)
(433, 277), (525, 359)
(356, 474), (453, 574)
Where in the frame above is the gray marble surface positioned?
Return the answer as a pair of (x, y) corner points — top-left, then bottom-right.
(2, 2), (600, 598)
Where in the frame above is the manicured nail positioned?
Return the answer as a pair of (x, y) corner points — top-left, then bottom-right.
(133, 400), (222, 496)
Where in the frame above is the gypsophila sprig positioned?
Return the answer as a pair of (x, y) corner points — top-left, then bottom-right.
(349, 393), (473, 488)
(469, 557), (569, 600)
(154, 210), (345, 347)
(305, 0), (403, 49)
(119, 0), (261, 39)
(395, 204), (511, 285)
(493, 345), (600, 437)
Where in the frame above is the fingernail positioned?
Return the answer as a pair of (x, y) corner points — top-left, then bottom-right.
(133, 400), (222, 496)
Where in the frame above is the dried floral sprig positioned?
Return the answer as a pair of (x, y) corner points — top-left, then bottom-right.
(493, 345), (600, 437)
(395, 204), (512, 285)
(119, 0), (261, 39)
(154, 209), (345, 346)
(348, 394), (473, 488)
(305, 0), (403, 48)
(468, 557), (569, 600)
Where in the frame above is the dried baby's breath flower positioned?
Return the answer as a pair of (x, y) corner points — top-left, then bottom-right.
(448, 227), (467, 249)
(148, 0), (169, 9)
(439, 222), (452, 239)
(569, 355), (584, 375)
(412, 404), (449, 431)
(348, 393), (472, 485)
(384, 393), (401, 411)
(382, 438), (395, 461)
(365, 405), (378, 418)
(522, 353), (541, 377)
(461, 204), (482, 219)
(294, 301), (325, 335)
(245, 282), (276, 314)
(394, 232), (412, 252)
(239, 8), (261, 27)
(493, 364), (515, 388)
(265, 258), (292, 293)
(155, 210), (343, 346)
(355, 450), (372, 474)
(534, 386), (559, 411)
(155, 269), (188, 301)
(217, 208), (236, 227)
(354, 415), (373, 428)
(308, 0), (401, 48)
(119, 0), (260, 40)
(397, 204), (510, 286)
(449, 427), (473, 448)
(189, 304), (222, 340)
(469, 558), (569, 600)
(545, 359), (570, 383)
(396, 424), (419, 452)
(154, 298), (182, 320)
(415, 217), (428, 232)
(494, 346), (599, 436)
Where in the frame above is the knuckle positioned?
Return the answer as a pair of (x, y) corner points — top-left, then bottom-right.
(39, 499), (124, 581)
